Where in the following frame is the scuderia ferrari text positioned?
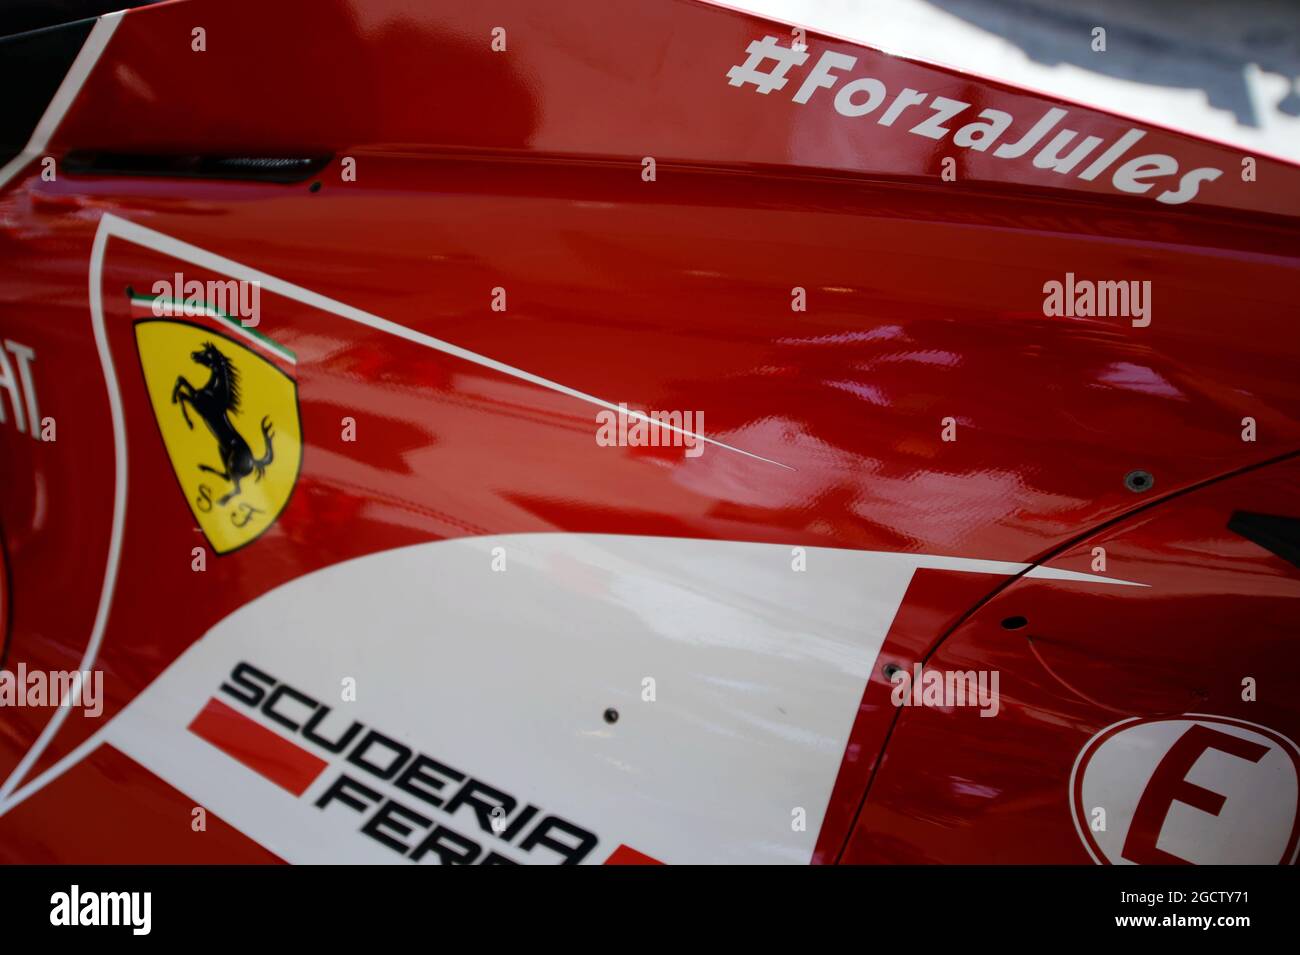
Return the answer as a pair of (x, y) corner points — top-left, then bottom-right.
(217, 663), (599, 864)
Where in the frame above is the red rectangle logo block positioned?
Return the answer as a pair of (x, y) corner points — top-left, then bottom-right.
(188, 697), (326, 796)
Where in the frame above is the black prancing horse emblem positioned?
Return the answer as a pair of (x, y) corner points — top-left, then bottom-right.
(171, 341), (275, 506)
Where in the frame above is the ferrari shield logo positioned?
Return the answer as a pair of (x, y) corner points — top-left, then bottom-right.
(135, 319), (301, 554)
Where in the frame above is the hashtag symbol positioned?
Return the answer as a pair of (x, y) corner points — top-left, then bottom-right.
(725, 35), (810, 95)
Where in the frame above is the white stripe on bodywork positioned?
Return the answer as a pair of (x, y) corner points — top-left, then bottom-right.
(0, 16), (123, 797)
(0, 13), (122, 192)
(5, 534), (1136, 862)
(93, 215), (789, 468)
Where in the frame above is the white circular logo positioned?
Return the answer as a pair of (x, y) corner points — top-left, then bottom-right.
(1071, 714), (1300, 865)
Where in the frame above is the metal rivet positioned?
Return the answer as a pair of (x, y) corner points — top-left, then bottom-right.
(1124, 469), (1154, 493)
(603, 707), (619, 724)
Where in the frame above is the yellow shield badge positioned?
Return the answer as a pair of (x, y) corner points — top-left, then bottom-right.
(135, 318), (301, 554)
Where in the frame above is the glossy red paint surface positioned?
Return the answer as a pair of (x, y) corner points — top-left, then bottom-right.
(845, 455), (1300, 863)
(0, 743), (284, 864)
(0, 0), (1297, 862)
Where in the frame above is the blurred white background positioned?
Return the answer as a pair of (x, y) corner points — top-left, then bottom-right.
(728, 0), (1300, 162)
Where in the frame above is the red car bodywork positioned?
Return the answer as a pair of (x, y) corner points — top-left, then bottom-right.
(0, 0), (1297, 864)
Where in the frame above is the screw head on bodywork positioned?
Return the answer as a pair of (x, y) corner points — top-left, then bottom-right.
(603, 707), (619, 724)
(1124, 469), (1154, 493)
